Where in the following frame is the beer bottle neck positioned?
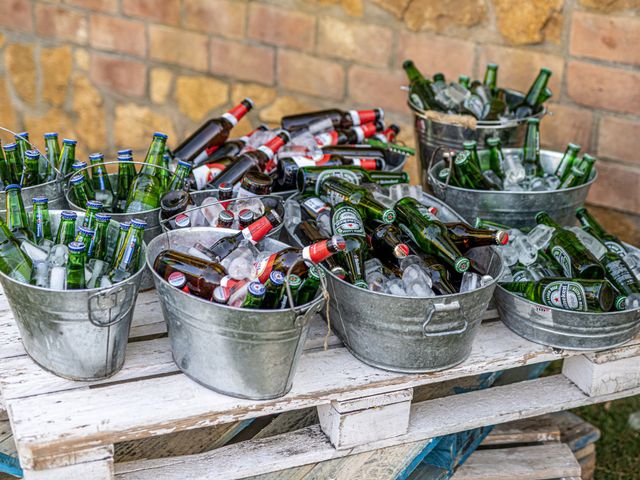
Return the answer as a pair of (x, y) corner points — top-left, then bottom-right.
(221, 99), (253, 128)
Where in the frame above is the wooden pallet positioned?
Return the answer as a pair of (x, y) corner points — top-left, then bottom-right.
(0, 287), (638, 480)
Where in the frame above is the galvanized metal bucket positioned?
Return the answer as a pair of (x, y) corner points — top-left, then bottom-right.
(428, 148), (597, 229)
(146, 227), (325, 400)
(409, 90), (546, 190)
(0, 211), (146, 380)
(494, 244), (640, 351)
(286, 192), (504, 373)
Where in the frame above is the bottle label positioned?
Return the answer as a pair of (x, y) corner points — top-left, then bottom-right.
(542, 281), (588, 311)
(314, 131), (339, 147)
(35, 212), (43, 238)
(257, 145), (275, 160)
(415, 204), (438, 221)
(221, 113), (238, 126)
(349, 110), (377, 125)
(242, 215), (274, 244)
(356, 158), (378, 170)
(290, 156), (317, 168)
(512, 270), (530, 282)
(315, 169), (360, 196)
(123, 237), (138, 267)
(302, 197), (329, 215)
(192, 164), (221, 190)
(606, 258), (636, 289)
(331, 205), (365, 237)
(303, 240), (332, 264)
(352, 126), (365, 143)
(551, 245), (572, 277)
(605, 240), (627, 257)
(255, 255), (276, 284)
(224, 102), (251, 124)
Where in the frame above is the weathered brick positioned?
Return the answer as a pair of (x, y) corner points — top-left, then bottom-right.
(35, 4), (88, 44)
(278, 50), (344, 100)
(567, 61), (640, 115)
(65, 0), (118, 13)
(123, 0), (180, 25)
(0, 0), (32, 32)
(247, 3), (315, 51)
(41, 46), (73, 106)
(570, 12), (640, 66)
(210, 38), (275, 85)
(587, 161), (640, 214)
(539, 103), (593, 153)
(477, 45), (564, 96)
(403, 0), (486, 31)
(0, 75), (17, 128)
(397, 31), (475, 78)
(183, 0), (246, 38)
(598, 116), (640, 165)
(259, 96), (318, 126)
(317, 17), (392, 67)
(348, 65), (406, 113)
(90, 15), (146, 57)
(115, 103), (176, 150)
(5, 44), (36, 105)
(174, 75), (229, 122)
(231, 83), (277, 108)
(150, 25), (209, 71)
(150, 68), (173, 104)
(72, 74), (106, 151)
(492, 0), (563, 45)
(90, 54), (147, 97)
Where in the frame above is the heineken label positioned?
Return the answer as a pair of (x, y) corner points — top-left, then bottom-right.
(605, 258), (636, 289)
(302, 197), (329, 215)
(551, 245), (572, 277)
(512, 270), (530, 282)
(314, 131), (339, 147)
(331, 205), (365, 237)
(605, 240), (627, 257)
(542, 281), (588, 312)
(315, 169), (360, 196)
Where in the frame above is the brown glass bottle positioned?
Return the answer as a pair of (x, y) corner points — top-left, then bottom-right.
(195, 124), (268, 167)
(154, 250), (226, 301)
(295, 220), (347, 279)
(160, 190), (194, 230)
(281, 108), (384, 132)
(445, 222), (509, 251)
(211, 131), (290, 187)
(368, 223), (410, 267)
(173, 99), (253, 163)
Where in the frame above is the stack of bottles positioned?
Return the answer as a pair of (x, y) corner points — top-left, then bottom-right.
(493, 208), (640, 312)
(286, 169), (509, 297)
(436, 124), (596, 192)
(0, 185), (145, 290)
(153, 209), (347, 310)
(0, 132), (58, 188)
(404, 60), (552, 121)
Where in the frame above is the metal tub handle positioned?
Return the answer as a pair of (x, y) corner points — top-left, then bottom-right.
(88, 282), (137, 327)
(422, 301), (468, 337)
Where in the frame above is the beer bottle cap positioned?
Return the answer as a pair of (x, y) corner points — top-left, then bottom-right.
(117, 149), (133, 156)
(153, 132), (169, 139)
(96, 213), (112, 222)
(15, 132), (28, 139)
(62, 138), (77, 145)
(248, 281), (266, 297)
(454, 257), (471, 273)
(496, 230), (509, 245)
(168, 271), (187, 288)
(119, 222), (131, 230)
(218, 210), (234, 223)
(287, 274), (302, 288)
(269, 270), (285, 286)
(89, 153), (104, 161)
(177, 159), (191, 169)
(2, 143), (16, 151)
(61, 211), (77, 220)
(354, 280), (369, 289)
(86, 200), (103, 209)
(44, 132), (58, 139)
(72, 161), (87, 170)
(25, 150), (40, 159)
(486, 137), (500, 147)
(32, 197), (49, 204)
(70, 174), (85, 185)
(212, 286), (230, 304)
(78, 226), (95, 236)
(239, 209), (255, 224)
(4, 184), (21, 191)
(68, 241), (85, 253)
(131, 218), (147, 229)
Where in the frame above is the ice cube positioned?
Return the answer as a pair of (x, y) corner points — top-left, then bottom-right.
(514, 236), (538, 266)
(99, 276), (113, 288)
(529, 177), (546, 191)
(41, 239), (54, 254)
(568, 227), (607, 260)
(625, 293), (640, 310)
(32, 261), (50, 288)
(527, 224), (555, 250)
(498, 244), (519, 267)
(460, 272), (482, 292)
(87, 259), (106, 288)
(502, 153), (526, 185)
(384, 278), (406, 296)
(402, 264), (434, 297)
(284, 200), (301, 233)
(227, 248), (257, 280)
(232, 197), (265, 217)
(21, 240), (48, 262)
(480, 275), (493, 287)
(544, 175), (561, 190)
(47, 244), (69, 267)
(49, 266), (67, 290)
(199, 197), (224, 226)
(365, 258), (384, 279)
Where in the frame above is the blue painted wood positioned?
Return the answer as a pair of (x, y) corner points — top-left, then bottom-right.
(0, 452), (22, 478)
(395, 439), (440, 480)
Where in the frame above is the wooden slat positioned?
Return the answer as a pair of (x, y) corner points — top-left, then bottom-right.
(7, 323), (582, 463)
(113, 375), (637, 480)
(450, 444), (580, 479)
(482, 416), (561, 446)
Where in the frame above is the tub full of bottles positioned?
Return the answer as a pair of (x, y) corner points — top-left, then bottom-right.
(146, 209), (344, 399)
(404, 61), (550, 187)
(284, 168), (506, 373)
(0, 196), (147, 380)
(492, 208), (640, 350)
(427, 132), (597, 228)
(0, 130), (66, 212)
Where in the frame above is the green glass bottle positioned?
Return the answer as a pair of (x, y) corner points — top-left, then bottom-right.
(437, 167), (459, 186)
(58, 139), (77, 176)
(83, 200), (103, 230)
(501, 278), (614, 312)
(109, 218), (146, 282)
(281, 274), (302, 308)
(262, 270), (285, 309)
(14, 132), (29, 173)
(241, 281), (266, 309)
(395, 197), (470, 273)
(0, 140), (10, 186)
(445, 222), (509, 251)
(114, 153), (136, 213)
(159, 153), (171, 191)
(330, 202), (369, 288)
(3, 143), (20, 184)
(71, 161), (95, 199)
(458, 75), (470, 89)
(485, 137), (505, 180)
(66, 241), (87, 289)
(22, 150), (40, 187)
(43, 132), (60, 182)
(297, 166), (409, 195)
(0, 216), (32, 283)
(318, 177), (396, 224)
(110, 222), (130, 266)
(463, 140), (487, 171)
(474, 217), (513, 231)
(30, 197), (52, 245)
(535, 211), (604, 279)
(483, 63), (498, 93)
(402, 60), (440, 111)
(523, 118), (542, 177)
(75, 226), (95, 260)
(89, 153), (115, 209)
(558, 164), (587, 189)
(454, 151), (499, 190)
(167, 160), (192, 191)
(69, 173), (95, 207)
(5, 184), (32, 242)
(575, 154), (596, 184)
(296, 266), (321, 305)
(515, 68), (552, 118)
(576, 207), (627, 257)
(89, 213), (111, 261)
(599, 251), (640, 298)
(55, 211), (77, 246)
(125, 133), (168, 213)
(554, 143), (580, 182)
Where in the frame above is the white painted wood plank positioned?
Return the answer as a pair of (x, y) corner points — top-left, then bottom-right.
(22, 446), (114, 479)
(114, 374), (631, 480)
(8, 323), (579, 462)
(450, 444), (580, 479)
(563, 353), (640, 396)
(482, 416), (561, 445)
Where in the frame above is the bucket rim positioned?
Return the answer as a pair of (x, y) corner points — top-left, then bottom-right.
(145, 226), (325, 313)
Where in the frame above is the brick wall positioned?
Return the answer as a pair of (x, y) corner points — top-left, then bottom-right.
(0, 0), (638, 240)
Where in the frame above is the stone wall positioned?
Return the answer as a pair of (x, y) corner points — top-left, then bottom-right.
(0, 0), (638, 240)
